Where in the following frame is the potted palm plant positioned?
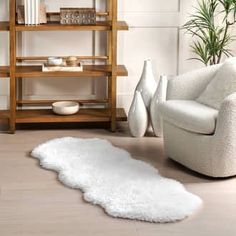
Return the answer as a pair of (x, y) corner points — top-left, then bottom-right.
(183, 0), (236, 66)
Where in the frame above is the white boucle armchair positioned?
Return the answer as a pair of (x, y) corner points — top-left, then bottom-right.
(159, 64), (236, 177)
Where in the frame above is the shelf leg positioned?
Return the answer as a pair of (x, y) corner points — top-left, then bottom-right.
(107, 0), (118, 132)
(108, 75), (117, 132)
(9, 0), (16, 134)
(17, 77), (23, 109)
(9, 76), (16, 134)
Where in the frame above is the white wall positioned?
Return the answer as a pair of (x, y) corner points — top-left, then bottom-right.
(0, 0), (214, 111)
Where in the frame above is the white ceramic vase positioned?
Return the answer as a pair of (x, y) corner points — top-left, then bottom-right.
(128, 91), (148, 138)
(136, 59), (157, 110)
(150, 75), (169, 137)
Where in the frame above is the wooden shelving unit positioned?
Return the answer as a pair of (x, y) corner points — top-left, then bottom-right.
(0, 0), (129, 133)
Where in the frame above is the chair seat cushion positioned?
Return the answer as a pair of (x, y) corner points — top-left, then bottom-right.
(159, 100), (219, 134)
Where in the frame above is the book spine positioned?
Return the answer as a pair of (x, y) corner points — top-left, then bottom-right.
(35, 0), (39, 25)
(32, 0), (35, 25)
(35, 0), (37, 25)
(28, 0), (31, 25)
(24, 0), (28, 25)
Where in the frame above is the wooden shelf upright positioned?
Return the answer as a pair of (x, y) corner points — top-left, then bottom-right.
(0, 0), (129, 133)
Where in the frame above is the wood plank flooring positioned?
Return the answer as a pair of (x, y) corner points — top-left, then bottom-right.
(0, 125), (236, 236)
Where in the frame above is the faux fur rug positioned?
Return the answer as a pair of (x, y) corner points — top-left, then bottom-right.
(31, 137), (202, 223)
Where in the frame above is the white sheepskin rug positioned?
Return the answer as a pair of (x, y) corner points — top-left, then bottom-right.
(31, 137), (202, 223)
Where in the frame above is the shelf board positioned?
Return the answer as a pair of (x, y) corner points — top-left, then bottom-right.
(16, 56), (109, 62)
(17, 99), (108, 106)
(15, 65), (128, 78)
(0, 110), (9, 119)
(0, 108), (127, 128)
(1, 65), (128, 78)
(116, 21), (129, 31)
(0, 21), (9, 31)
(12, 108), (127, 124)
(15, 21), (129, 31)
(0, 66), (9, 78)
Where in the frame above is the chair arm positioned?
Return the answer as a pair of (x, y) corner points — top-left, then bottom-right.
(210, 93), (236, 174)
(215, 92), (236, 138)
(167, 64), (221, 100)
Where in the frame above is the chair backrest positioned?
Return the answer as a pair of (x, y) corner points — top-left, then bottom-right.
(167, 64), (221, 100)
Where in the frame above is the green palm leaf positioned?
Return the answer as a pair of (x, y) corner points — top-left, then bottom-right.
(182, 0), (236, 66)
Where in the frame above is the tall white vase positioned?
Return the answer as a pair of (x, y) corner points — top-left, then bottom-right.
(150, 75), (169, 137)
(136, 59), (157, 110)
(128, 91), (148, 138)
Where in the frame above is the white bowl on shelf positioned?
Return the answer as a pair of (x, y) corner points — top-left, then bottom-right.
(47, 57), (63, 66)
(52, 101), (80, 116)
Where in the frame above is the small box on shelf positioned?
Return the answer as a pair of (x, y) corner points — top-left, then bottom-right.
(43, 56), (83, 72)
(60, 8), (96, 25)
(42, 63), (83, 72)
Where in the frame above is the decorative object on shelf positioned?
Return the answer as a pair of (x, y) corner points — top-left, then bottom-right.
(60, 8), (96, 25)
(135, 59), (157, 109)
(42, 61), (83, 72)
(32, 137), (202, 223)
(39, 1), (47, 24)
(22, 0), (46, 25)
(47, 57), (63, 66)
(128, 91), (148, 137)
(17, 5), (25, 24)
(150, 75), (169, 137)
(66, 56), (80, 67)
(24, 0), (28, 24)
(52, 101), (80, 115)
(24, 0), (40, 25)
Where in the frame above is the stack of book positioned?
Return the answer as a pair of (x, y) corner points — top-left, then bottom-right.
(24, 0), (40, 25)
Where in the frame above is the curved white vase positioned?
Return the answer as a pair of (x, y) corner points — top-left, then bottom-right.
(128, 91), (148, 137)
(136, 59), (157, 110)
(150, 75), (169, 137)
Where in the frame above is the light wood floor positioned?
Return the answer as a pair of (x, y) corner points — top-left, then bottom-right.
(0, 125), (236, 236)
